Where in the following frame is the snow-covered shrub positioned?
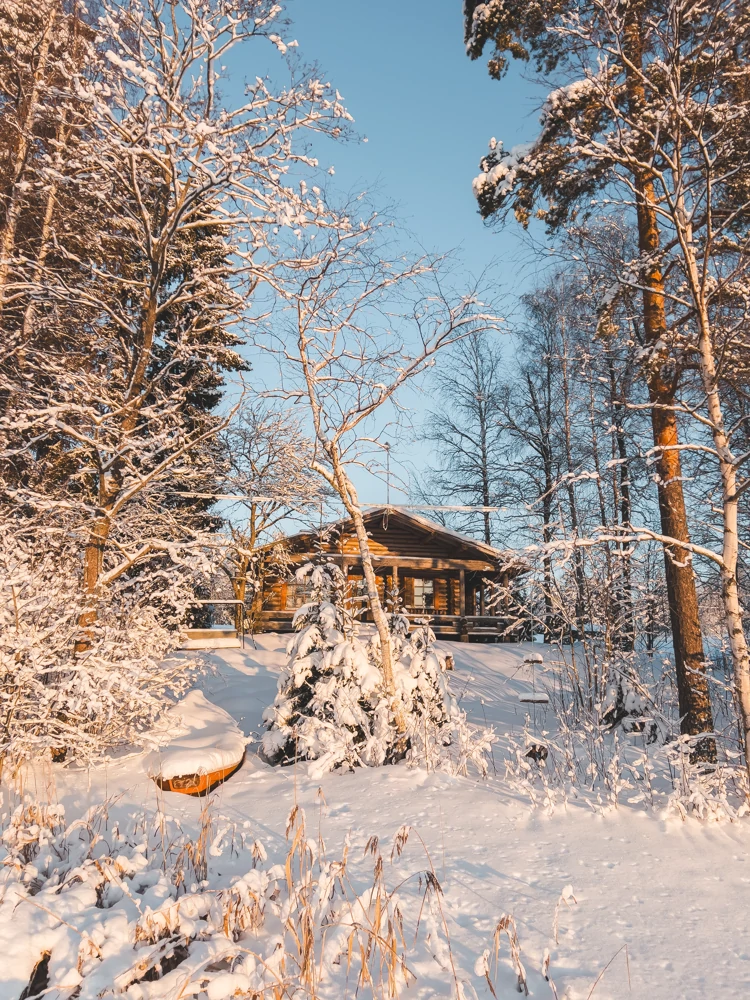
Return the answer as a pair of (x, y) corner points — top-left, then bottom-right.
(0, 528), (200, 769)
(498, 709), (750, 821)
(262, 563), (494, 776)
(600, 672), (662, 744)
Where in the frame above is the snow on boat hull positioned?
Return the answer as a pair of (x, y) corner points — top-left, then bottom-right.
(144, 690), (248, 796)
(153, 751), (245, 796)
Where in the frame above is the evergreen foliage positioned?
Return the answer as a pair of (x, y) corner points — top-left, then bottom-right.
(262, 562), (495, 777)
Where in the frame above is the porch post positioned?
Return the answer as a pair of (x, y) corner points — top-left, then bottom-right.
(459, 569), (469, 641)
(391, 565), (399, 605)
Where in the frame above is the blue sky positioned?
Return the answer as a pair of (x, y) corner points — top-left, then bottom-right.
(287, 0), (538, 281)
(235, 2), (546, 511)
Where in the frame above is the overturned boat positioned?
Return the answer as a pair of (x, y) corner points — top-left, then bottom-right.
(144, 690), (247, 796)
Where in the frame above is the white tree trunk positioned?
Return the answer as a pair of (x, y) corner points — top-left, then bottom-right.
(683, 238), (750, 774)
(327, 452), (406, 732)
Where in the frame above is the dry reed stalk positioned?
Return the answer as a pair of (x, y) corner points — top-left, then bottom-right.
(585, 943), (631, 998)
(552, 884), (577, 945)
(6, 794), (496, 1000)
(482, 914), (527, 996)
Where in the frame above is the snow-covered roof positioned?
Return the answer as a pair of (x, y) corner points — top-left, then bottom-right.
(363, 506), (504, 559)
(272, 505), (523, 569)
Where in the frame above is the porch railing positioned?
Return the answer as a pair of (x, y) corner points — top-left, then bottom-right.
(186, 599), (246, 648)
(256, 609), (521, 641)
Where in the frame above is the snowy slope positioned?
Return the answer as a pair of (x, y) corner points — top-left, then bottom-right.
(5, 637), (749, 999)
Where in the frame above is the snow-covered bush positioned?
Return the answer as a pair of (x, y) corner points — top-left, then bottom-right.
(600, 671), (663, 744)
(0, 527), (200, 769)
(262, 563), (494, 776)
(498, 707), (750, 821)
(0, 0), (358, 768)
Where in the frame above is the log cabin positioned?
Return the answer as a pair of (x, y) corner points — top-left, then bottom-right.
(255, 506), (526, 642)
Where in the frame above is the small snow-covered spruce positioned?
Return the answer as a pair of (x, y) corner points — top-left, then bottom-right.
(263, 564), (494, 776)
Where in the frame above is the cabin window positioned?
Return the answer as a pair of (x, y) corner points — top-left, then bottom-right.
(412, 578), (434, 610)
(285, 581), (315, 609)
(348, 577), (368, 607)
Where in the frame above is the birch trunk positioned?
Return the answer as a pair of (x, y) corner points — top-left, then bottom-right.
(588, 372), (616, 671)
(608, 359), (635, 651)
(560, 328), (587, 639)
(327, 451), (406, 733)
(542, 457), (554, 642)
(231, 508), (257, 629)
(681, 236), (750, 774)
(478, 397), (492, 545)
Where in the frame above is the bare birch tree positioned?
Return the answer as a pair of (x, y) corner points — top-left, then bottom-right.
(220, 400), (326, 626)
(266, 220), (504, 725)
(419, 330), (507, 545)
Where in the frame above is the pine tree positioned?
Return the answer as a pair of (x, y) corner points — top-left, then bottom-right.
(461, 0), (750, 760)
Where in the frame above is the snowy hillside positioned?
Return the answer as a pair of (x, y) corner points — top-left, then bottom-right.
(2, 637), (747, 1000)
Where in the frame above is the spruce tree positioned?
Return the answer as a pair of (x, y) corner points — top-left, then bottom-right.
(263, 560), (494, 776)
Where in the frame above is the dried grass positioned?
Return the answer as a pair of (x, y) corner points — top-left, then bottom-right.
(0, 796), (485, 1000)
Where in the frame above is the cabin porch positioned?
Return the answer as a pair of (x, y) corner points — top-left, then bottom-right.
(258, 559), (518, 641)
(249, 507), (525, 642)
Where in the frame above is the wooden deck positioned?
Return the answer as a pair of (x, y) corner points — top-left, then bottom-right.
(254, 612), (519, 642)
(180, 628), (243, 649)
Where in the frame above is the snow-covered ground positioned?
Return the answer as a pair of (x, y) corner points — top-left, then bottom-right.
(3, 637), (749, 999)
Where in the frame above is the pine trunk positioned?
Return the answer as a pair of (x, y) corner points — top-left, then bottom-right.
(75, 516), (111, 651)
(623, 11), (714, 760)
(0, 4), (56, 306)
(76, 263), (160, 632)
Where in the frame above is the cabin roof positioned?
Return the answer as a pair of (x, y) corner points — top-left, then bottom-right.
(364, 506), (503, 559)
(269, 505), (524, 571)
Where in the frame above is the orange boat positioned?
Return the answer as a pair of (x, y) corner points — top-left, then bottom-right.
(145, 691), (247, 796)
(153, 751), (245, 796)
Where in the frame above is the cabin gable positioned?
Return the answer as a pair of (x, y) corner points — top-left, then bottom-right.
(283, 509), (500, 570)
